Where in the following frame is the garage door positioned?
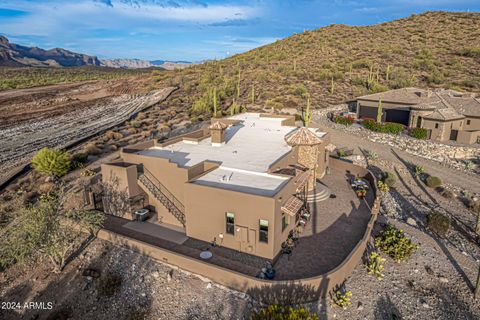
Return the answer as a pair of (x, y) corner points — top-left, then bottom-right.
(385, 109), (410, 126)
(358, 106), (378, 120)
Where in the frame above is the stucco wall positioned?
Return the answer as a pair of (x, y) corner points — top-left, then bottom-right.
(184, 182), (277, 259)
(101, 163), (142, 198)
(422, 118), (464, 142)
(457, 130), (480, 144)
(464, 116), (480, 131)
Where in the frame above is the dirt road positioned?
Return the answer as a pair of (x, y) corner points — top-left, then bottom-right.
(0, 80), (176, 186)
(318, 125), (480, 194)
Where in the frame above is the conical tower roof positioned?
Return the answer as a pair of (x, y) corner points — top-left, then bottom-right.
(209, 121), (228, 130)
(284, 127), (323, 146)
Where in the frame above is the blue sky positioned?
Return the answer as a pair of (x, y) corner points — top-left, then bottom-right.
(0, 0), (479, 61)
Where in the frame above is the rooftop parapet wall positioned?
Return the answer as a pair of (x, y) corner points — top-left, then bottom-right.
(259, 113), (296, 126)
(156, 128), (210, 148)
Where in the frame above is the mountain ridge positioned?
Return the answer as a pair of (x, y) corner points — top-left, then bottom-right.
(0, 36), (191, 69)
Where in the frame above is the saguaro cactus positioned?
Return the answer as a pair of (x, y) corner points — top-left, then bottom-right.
(376, 98), (383, 124)
(305, 94), (311, 127)
(213, 87), (217, 117)
(236, 65), (241, 98)
(251, 82), (255, 104)
(386, 65), (391, 81)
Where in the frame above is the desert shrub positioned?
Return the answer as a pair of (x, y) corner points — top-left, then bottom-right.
(292, 84), (308, 97)
(71, 152), (88, 166)
(106, 130), (124, 140)
(413, 165), (424, 177)
(265, 99), (284, 110)
(98, 273), (123, 297)
(84, 143), (102, 156)
(334, 115), (354, 126)
(38, 182), (56, 194)
(458, 47), (480, 58)
(426, 68), (445, 84)
(426, 212), (451, 236)
(377, 180), (390, 193)
(130, 120), (142, 128)
(382, 122), (404, 134)
(410, 127), (427, 139)
(365, 150), (378, 160)
(127, 127), (137, 135)
(425, 176), (442, 188)
(32, 148), (71, 178)
(337, 149), (346, 157)
(332, 290), (352, 309)
(365, 251), (386, 280)
(375, 224), (418, 262)
(382, 172), (396, 188)
(390, 67), (414, 89)
(362, 119), (403, 134)
(437, 187), (454, 199)
(368, 82), (389, 94)
(351, 58), (372, 69)
(251, 305), (318, 320)
(464, 161), (475, 171)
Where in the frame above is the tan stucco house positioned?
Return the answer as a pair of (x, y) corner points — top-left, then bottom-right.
(356, 88), (480, 144)
(100, 113), (333, 260)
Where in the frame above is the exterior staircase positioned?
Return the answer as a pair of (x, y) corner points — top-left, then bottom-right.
(306, 183), (331, 203)
(137, 168), (186, 227)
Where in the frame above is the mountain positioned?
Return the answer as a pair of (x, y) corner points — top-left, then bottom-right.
(100, 58), (192, 70)
(100, 58), (154, 69)
(0, 36), (101, 67)
(150, 11), (480, 117)
(0, 36), (192, 69)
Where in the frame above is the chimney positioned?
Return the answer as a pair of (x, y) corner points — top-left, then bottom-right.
(209, 121), (227, 146)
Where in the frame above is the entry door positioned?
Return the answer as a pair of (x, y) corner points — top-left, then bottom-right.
(450, 130), (458, 141)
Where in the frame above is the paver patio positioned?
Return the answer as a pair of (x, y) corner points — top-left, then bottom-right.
(273, 167), (374, 280)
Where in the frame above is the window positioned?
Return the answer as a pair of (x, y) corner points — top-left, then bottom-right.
(435, 123), (439, 129)
(226, 212), (234, 235)
(282, 214), (289, 231)
(259, 219), (269, 243)
(467, 120), (471, 125)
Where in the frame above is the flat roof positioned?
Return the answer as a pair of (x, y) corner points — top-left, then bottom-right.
(137, 113), (327, 196)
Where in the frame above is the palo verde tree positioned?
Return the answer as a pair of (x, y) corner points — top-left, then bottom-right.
(32, 147), (71, 178)
(0, 187), (105, 272)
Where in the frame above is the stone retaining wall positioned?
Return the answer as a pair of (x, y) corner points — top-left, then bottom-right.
(313, 106), (479, 172)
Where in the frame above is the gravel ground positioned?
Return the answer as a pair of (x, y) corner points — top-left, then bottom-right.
(0, 240), (252, 320)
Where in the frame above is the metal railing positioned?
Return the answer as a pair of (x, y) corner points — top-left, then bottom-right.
(139, 166), (186, 226)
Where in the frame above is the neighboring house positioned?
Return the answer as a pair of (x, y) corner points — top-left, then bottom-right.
(100, 113), (333, 260)
(355, 88), (480, 144)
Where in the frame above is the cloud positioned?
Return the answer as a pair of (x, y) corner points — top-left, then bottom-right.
(208, 18), (259, 27)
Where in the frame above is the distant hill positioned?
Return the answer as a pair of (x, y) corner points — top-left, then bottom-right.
(100, 58), (192, 70)
(0, 36), (191, 70)
(100, 58), (155, 69)
(0, 36), (101, 67)
(150, 11), (480, 118)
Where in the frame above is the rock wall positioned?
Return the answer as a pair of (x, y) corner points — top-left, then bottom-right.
(313, 106), (480, 172)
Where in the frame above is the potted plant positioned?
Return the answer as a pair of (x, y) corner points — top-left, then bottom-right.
(356, 188), (367, 199)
